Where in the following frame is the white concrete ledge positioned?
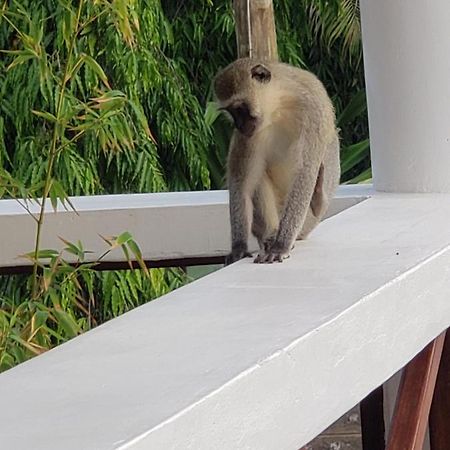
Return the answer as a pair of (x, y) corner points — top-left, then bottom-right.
(0, 185), (371, 268)
(1, 191), (450, 449)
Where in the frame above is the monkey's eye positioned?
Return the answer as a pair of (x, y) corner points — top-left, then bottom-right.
(251, 64), (271, 83)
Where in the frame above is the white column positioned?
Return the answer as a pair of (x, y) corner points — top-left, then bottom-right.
(360, 0), (450, 193)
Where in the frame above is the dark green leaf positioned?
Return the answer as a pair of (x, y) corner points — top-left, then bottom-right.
(340, 139), (370, 176)
(337, 90), (367, 127)
(53, 309), (80, 338)
(116, 231), (132, 245)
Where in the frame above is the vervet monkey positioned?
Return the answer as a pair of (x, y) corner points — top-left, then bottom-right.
(214, 58), (340, 263)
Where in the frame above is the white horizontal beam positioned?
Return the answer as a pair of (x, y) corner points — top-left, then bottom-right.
(1, 191), (450, 449)
(360, 0), (450, 192)
(0, 185), (371, 268)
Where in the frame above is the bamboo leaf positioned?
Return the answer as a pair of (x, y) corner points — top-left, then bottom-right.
(121, 243), (132, 270)
(127, 239), (149, 276)
(6, 53), (36, 70)
(53, 309), (80, 338)
(33, 310), (49, 330)
(59, 237), (84, 260)
(127, 99), (156, 144)
(31, 110), (58, 123)
(127, 239), (142, 259)
(116, 231), (132, 245)
(81, 53), (111, 88)
(21, 249), (59, 260)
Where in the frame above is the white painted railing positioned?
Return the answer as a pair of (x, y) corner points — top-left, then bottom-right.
(1, 186), (450, 449)
(0, 185), (371, 270)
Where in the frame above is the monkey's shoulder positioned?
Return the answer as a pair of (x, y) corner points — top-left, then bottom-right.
(271, 64), (330, 103)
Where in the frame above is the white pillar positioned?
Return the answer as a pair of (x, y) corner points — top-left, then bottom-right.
(360, 0), (450, 193)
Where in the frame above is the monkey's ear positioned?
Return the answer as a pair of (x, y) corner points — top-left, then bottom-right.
(251, 64), (271, 83)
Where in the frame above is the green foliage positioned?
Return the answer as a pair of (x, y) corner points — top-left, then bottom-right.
(0, 266), (185, 371)
(166, 0), (369, 186)
(0, 0), (192, 371)
(0, 0), (211, 193)
(0, 231), (186, 371)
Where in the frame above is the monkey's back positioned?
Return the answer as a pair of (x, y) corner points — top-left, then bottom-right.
(262, 63), (340, 237)
(270, 63), (338, 149)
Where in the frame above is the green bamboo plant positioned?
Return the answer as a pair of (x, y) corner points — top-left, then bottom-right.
(0, 0), (190, 371)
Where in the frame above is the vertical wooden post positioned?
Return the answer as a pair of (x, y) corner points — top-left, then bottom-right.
(233, 0), (278, 61)
(360, 386), (385, 450)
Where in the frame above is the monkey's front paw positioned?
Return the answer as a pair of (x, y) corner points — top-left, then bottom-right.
(254, 242), (291, 263)
(253, 252), (267, 264)
(258, 251), (291, 263)
(226, 246), (253, 265)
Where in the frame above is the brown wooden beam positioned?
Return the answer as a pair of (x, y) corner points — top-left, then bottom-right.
(386, 333), (446, 450)
(233, 0), (278, 61)
(0, 256), (226, 275)
(429, 329), (450, 450)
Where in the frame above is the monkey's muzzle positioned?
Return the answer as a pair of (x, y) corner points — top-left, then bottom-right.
(226, 103), (257, 137)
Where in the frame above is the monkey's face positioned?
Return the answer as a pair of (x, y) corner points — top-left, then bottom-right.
(214, 59), (272, 137)
(223, 101), (257, 137)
